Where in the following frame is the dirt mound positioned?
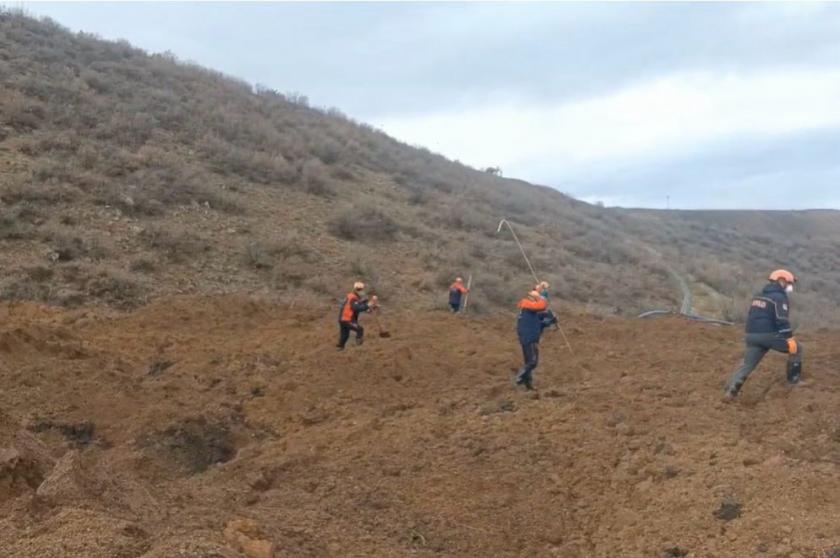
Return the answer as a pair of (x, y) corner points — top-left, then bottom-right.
(0, 410), (55, 501)
(0, 295), (839, 556)
(1, 507), (151, 558)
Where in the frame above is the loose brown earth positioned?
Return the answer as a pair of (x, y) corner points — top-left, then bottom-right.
(1, 296), (839, 557)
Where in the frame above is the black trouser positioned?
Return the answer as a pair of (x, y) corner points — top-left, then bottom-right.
(725, 332), (803, 394)
(515, 341), (539, 386)
(337, 321), (363, 348)
(449, 302), (461, 313)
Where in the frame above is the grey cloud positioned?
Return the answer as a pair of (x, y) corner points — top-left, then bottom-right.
(23, 3), (840, 119)
(556, 128), (840, 209)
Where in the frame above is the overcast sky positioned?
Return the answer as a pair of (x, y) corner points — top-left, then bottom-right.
(17, 2), (840, 209)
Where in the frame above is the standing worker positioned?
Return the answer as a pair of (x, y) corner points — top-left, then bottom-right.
(724, 269), (802, 399)
(337, 282), (378, 350)
(448, 277), (469, 313)
(514, 289), (558, 390)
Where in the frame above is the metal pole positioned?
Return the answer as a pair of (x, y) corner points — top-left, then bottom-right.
(496, 219), (539, 285)
(462, 273), (473, 313)
(496, 218), (573, 354)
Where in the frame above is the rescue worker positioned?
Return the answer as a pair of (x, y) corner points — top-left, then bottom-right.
(514, 289), (558, 390)
(724, 269), (802, 399)
(337, 282), (378, 350)
(448, 277), (469, 313)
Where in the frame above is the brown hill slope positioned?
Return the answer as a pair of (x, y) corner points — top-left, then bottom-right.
(2, 10), (840, 329)
(1, 296), (840, 557)
(0, 11), (675, 318)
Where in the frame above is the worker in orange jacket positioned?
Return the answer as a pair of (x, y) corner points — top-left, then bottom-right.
(337, 282), (378, 350)
(448, 277), (469, 313)
(514, 289), (557, 390)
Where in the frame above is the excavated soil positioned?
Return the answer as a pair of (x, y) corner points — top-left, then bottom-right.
(0, 295), (839, 557)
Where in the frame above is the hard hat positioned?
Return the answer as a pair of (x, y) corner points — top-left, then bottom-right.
(769, 269), (796, 284)
(538, 281), (550, 290)
(455, 277), (463, 283)
(353, 281), (365, 291)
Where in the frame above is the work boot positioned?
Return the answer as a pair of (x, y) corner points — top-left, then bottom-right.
(515, 370), (533, 390)
(355, 337), (364, 346)
(787, 362), (801, 384)
(722, 386), (739, 402)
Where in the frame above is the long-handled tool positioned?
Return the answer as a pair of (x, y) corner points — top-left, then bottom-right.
(496, 218), (574, 354)
(371, 307), (391, 338)
(462, 273), (473, 314)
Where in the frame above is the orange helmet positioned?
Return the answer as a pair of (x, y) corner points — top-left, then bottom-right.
(769, 269), (796, 284)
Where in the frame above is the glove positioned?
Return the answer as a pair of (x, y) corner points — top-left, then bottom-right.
(369, 295), (379, 309)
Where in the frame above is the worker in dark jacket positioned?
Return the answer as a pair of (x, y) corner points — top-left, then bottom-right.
(448, 277), (469, 313)
(337, 282), (378, 350)
(514, 290), (557, 390)
(724, 269), (802, 398)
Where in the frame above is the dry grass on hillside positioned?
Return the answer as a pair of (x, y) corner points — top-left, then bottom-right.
(1, 10), (839, 327)
(0, 10), (675, 317)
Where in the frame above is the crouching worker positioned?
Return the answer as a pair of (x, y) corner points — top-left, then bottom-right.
(514, 290), (558, 390)
(337, 282), (378, 350)
(448, 277), (469, 313)
(724, 269), (802, 399)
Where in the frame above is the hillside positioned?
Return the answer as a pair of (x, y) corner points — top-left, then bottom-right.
(0, 10), (675, 319)
(2, 10), (839, 327)
(622, 209), (840, 326)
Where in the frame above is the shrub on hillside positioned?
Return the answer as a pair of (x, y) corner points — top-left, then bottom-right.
(198, 134), (297, 185)
(406, 186), (428, 206)
(1, 277), (53, 305)
(244, 242), (274, 270)
(329, 207), (399, 242)
(129, 258), (157, 273)
(478, 274), (515, 307)
(331, 166), (356, 182)
(140, 226), (208, 263)
(438, 205), (487, 232)
(86, 271), (146, 308)
(1, 96), (45, 131)
(39, 226), (108, 262)
(310, 137), (343, 165)
(0, 205), (40, 240)
(301, 159), (336, 198)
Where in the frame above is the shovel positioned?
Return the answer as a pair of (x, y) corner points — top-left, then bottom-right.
(371, 307), (391, 338)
